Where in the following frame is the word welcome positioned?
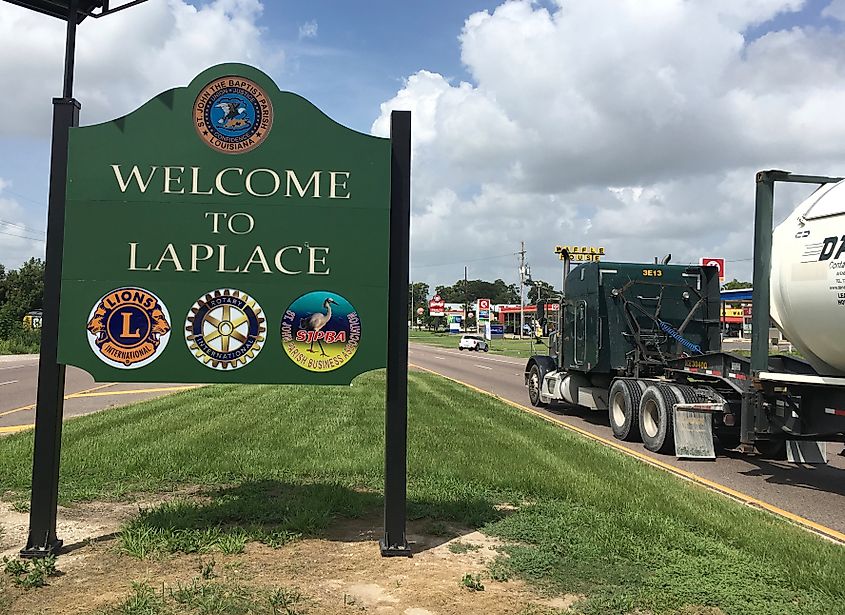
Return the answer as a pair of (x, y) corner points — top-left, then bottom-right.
(111, 165), (351, 199)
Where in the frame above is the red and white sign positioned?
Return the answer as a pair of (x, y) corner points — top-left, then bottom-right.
(700, 257), (725, 281)
(478, 298), (490, 310)
(428, 295), (446, 317)
(416, 307), (424, 315)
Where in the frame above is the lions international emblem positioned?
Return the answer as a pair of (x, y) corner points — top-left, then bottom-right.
(193, 76), (273, 154)
(185, 289), (266, 370)
(86, 287), (171, 369)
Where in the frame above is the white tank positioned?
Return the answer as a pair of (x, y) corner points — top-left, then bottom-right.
(771, 180), (845, 376)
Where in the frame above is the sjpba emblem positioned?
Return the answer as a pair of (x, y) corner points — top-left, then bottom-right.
(280, 291), (361, 372)
(186, 289), (266, 370)
(86, 287), (171, 369)
(193, 76), (273, 154)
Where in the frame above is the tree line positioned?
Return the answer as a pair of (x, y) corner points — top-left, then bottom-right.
(0, 258), (45, 351)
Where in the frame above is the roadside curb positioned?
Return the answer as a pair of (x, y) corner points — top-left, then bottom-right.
(0, 354), (39, 362)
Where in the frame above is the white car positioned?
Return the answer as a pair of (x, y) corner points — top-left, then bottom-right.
(458, 335), (489, 352)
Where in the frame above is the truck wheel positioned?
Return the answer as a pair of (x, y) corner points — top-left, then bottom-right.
(639, 384), (678, 454)
(527, 364), (547, 408)
(609, 379), (643, 441)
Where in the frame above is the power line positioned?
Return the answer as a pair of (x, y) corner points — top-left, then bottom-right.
(0, 219), (45, 236)
(0, 229), (46, 243)
(0, 187), (45, 209)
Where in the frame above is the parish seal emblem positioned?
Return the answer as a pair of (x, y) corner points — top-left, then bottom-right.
(193, 76), (273, 154)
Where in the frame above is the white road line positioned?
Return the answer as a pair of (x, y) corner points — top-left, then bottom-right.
(0, 365), (28, 371)
(474, 364), (492, 370)
(435, 356), (446, 360)
(411, 345), (526, 366)
(0, 380), (18, 386)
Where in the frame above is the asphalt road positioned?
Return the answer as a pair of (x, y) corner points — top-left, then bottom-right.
(409, 342), (845, 537)
(0, 355), (199, 434)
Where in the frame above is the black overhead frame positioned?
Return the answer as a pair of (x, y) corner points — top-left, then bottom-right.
(3, 0), (147, 22)
(4, 0), (149, 558)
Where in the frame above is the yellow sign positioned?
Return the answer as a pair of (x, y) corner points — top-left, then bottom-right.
(555, 245), (605, 262)
(723, 307), (743, 318)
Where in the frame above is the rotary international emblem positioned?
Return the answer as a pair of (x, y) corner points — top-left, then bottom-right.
(86, 287), (171, 369)
(185, 289), (265, 370)
(193, 76), (273, 154)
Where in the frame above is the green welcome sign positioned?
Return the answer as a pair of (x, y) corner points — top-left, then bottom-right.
(24, 62), (410, 558)
(58, 64), (391, 385)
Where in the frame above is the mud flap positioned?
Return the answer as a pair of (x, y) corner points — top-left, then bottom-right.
(786, 441), (827, 464)
(673, 403), (721, 459)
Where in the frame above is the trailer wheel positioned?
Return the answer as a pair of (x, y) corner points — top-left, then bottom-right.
(639, 384), (678, 454)
(527, 364), (547, 408)
(609, 379), (643, 441)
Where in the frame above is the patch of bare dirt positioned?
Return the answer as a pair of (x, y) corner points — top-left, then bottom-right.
(0, 497), (579, 615)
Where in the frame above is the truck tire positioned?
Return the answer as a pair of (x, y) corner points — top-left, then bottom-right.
(639, 384), (679, 454)
(608, 378), (643, 441)
(527, 363), (547, 408)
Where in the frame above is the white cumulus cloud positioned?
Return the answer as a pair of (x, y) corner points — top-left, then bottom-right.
(374, 0), (845, 288)
(298, 19), (318, 39)
(0, 0), (281, 137)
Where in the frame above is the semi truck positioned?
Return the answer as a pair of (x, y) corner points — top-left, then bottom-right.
(524, 171), (845, 457)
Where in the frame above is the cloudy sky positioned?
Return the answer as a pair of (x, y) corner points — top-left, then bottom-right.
(1, 0), (844, 292)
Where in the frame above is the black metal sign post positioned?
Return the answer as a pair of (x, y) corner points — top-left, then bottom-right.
(381, 110), (412, 557)
(10, 0), (150, 558)
(20, 0), (81, 558)
(20, 96), (79, 558)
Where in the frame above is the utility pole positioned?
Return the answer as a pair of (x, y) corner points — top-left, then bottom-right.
(464, 266), (468, 332)
(518, 241), (526, 339)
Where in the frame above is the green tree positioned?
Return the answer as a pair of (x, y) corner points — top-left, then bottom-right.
(408, 281), (429, 323)
(721, 278), (752, 290)
(0, 258), (45, 339)
(434, 278), (519, 304)
(527, 279), (558, 305)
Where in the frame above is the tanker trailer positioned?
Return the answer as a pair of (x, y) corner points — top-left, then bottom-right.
(525, 171), (845, 458)
(770, 179), (845, 377)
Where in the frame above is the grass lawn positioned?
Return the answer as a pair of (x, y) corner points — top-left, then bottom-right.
(0, 372), (843, 614)
(409, 328), (549, 359)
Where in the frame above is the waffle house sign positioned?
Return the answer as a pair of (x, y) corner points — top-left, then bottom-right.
(58, 64), (392, 385)
(555, 245), (606, 262)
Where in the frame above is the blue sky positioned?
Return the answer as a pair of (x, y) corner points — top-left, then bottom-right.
(3, 0), (845, 290)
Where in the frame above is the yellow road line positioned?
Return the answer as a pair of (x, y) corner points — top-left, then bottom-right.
(67, 385), (200, 399)
(0, 383), (198, 435)
(410, 362), (845, 544)
(0, 382), (118, 419)
(0, 424), (33, 434)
